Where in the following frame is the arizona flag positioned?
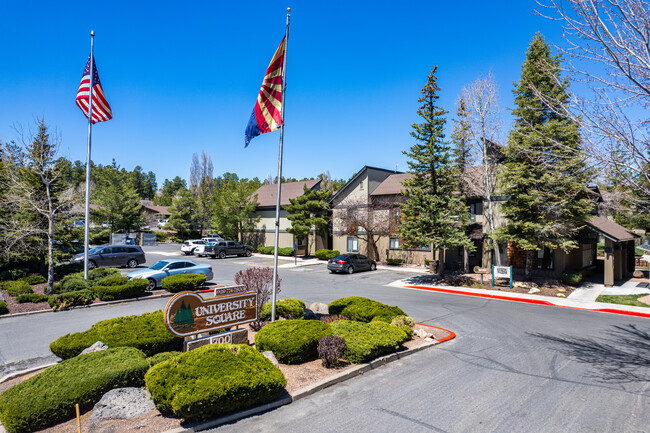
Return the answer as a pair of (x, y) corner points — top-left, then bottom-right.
(245, 37), (286, 147)
(76, 54), (112, 123)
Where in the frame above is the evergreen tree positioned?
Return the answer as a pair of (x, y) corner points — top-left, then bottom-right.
(284, 186), (332, 256)
(496, 33), (594, 280)
(93, 164), (143, 233)
(399, 66), (473, 277)
(168, 189), (200, 238)
(155, 176), (187, 206)
(211, 173), (261, 242)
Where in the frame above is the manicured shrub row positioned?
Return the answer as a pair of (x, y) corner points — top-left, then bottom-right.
(96, 275), (128, 286)
(315, 249), (340, 261)
(257, 246), (294, 256)
(255, 319), (332, 364)
(49, 311), (183, 359)
(161, 274), (207, 292)
(328, 296), (406, 323)
(16, 293), (49, 304)
(1, 281), (33, 297)
(561, 270), (583, 286)
(53, 262), (84, 278)
(386, 258), (403, 265)
(20, 275), (47, 285)
(145, 344), (286, 421)
(93, 279), (148, 301)
(0, 301), (7, 315)
(0, 347), (149, 433)
(260, 298), (305, 321)
(330, 320), (411, 364)
(60, 277), (90, 292)
(0, 267), (29, 282)
(148, 351), (181, 366)
(48, 289), (94, 311)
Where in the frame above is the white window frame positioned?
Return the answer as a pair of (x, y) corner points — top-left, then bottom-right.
(347, 236), (358, 252)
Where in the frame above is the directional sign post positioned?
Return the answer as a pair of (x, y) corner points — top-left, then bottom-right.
(473, 266), (490, 285)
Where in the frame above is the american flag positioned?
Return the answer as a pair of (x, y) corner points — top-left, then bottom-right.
(76, 54), (112, 123)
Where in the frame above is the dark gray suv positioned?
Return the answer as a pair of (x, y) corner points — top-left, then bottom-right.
(72, 245), (146, 269)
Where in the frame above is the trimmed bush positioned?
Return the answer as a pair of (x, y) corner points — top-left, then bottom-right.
(257, 246), (273, 254)
(561, 270), (583, 286)
(386, 258), (403, 265)
(96, 275), (129, 286)
(20, 275), (47, 285)
(148, 351), (181, 366)
(0, 301), (7, 315)
(260, 298), (305, 321)
(53, 262), (83, 278)
(0, 267), (29, 282)
(49, 310), (183, 359)
(257, 246), (294, 256)
(390, 315), (415, 328)
(255, 319), (332, 364)
(16, 293), (49, 304)
(154, 231), (169, 242)
(146, 344), (286, 421)
(328, 296), (406, 323)
(2, 281), (33, 297)
(93, 279), (148, 301)
(318, 335), (347, 368)
(48, 289), (94, 311)
(330, 320), (411, 364)
(60, 277), (90, 293)
(315, 249), (340, 261)
(87, 267), (121, 282)
(0, 347), (148, 433)
(161, 274), (207, 292)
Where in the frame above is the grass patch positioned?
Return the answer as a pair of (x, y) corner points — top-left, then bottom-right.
(596, 294), (650, 308)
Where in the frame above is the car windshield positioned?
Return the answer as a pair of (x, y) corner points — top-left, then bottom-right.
(331, 255), (349, 261)
(88, 247), (103, 254)
(150, 261), (169, 270)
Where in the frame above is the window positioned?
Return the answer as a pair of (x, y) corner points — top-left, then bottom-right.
(469, 203), (477, 222)
(347, 236), (358, 252)
(389, 237), (400, 249)
(535, 248), (554, 270)
(359, 181), (364, 191)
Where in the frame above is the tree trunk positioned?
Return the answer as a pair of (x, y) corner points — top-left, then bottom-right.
(369, 236), (379, 261)
(438, 249), (446, 278)
(46, 186), (54, 295)
(525, 250), (535, 281)
(463, 246), (469, 273)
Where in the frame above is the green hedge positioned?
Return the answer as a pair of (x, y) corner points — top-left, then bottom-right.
(48, 289), (94, 311)
(0, 301), (7, 315)
(0, 347), (148, 433)
(20, 275), (47, 285)
(257, 246), (273, 254)
(2, 281), (33, 297)
(96, 275), (128, 286)
(255, 319), (332, 364)
(257, 246), (294, 256)
(260, 298), (305, 321)
(53, 262), (83, 278)
(60, 277), (90, 293)
(161, 274), (207, 292)
(93, 279), (148, 301)
(315, 249), (340, 260)
(0, 267), (29, 282)
(328, 296), (406, 323)
(145, 344), (286, 421)
(49, 310), (183, 359)
(561, 270), (583, 286)
(148, 351), (181, 366)
(330, 320), (410, 364)
(16, 293), (49, 304)
(386, 258), (403, 265)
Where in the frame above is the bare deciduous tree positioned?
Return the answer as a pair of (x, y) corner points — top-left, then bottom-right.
(189, 151), (215, 235)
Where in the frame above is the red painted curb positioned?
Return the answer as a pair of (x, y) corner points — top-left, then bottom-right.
(406, 285), (650, 319)
(414, 322), (456, 343)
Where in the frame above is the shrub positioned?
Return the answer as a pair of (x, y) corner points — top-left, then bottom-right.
(161, 274), (207, 292)
(0, 347), (148, 433)
(154, 231), (169, 242)
(49, 310), (183, 359)
(2, 281), (33, 297)
(87, 267), (121, 282)
(386, 258), (403, 265)
(315, 249), (341, 261)
(61, 277), (90, 293)
(95, 275), (129, 286)
(235, 267), (281, 326)
(170, 236), (183, 243)
(255, 319), (332, 364)
(16, 293), (49, 304)
(148, 351), (181, 366)
(48, 289), (94, 311)
(145, 344), (286, 421)
(424, 258), (430, 267)
(89, 228), (111, 244)
(20, 275), (47, 285)
(260, 298), (305, 321)
(561, 270), (583, 286)
(320, 314), (350, 323)
(257, 246), (294, 256)
(0, 267), (29, 282)
(317, 335), (347, 368)
(0, 301), (7, 315)
(53, 262), (83, 278)
(328, 296), (406, 323)
(257, 246), (273, 254)
(330, 320), (410, 364)
(278, 247), (294, 256)
(93, 279), (148, 301)
(390, 315), (415, 328)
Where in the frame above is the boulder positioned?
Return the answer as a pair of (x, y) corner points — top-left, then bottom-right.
(414, 328), (433, 339)
(303, 308), (318, 320)
(263, 350), (279, 367)
(633, 270), (645, 278)
(309, 302), (329, 315)
(90, 388), (155, 420)
(80, 341), (108, 355)
(528, 287), (541, 294)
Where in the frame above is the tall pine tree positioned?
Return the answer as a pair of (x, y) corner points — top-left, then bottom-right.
(497, 33), (594, 280)
(284, 186), (331, 256)
(399, 66), (472, 277)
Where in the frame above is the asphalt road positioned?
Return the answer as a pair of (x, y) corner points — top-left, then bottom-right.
(2, 244), (650, 432)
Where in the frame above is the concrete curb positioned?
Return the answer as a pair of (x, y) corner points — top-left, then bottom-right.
(161, 325), (455, 433)
(0, 363), (58, 385)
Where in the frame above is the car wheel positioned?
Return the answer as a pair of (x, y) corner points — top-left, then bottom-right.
(210, 255), (216, 259)
(127, 259), (138, 268)
(347, 266), (354, 274)
(370, 263), (377, 271)
(190, 248), (196, 255)
(147, 278), (156, 291)
(219, 251), (226, 259)
(246, 250), (252, 257)
(88, 260), (97, 269)
(184, 251), (191, 256)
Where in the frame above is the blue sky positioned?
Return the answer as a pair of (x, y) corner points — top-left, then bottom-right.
(0, 1), (564, 185)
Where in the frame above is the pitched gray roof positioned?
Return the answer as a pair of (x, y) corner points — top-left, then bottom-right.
(254, 179), (321, 207)
(586, 216), (640, 242)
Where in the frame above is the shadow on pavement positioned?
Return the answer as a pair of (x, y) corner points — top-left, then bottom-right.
(531, 324), (650, 383)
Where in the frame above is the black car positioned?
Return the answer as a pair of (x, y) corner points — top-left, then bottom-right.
(205, 240), (254, 259)
(327, 254), (376, 274)
(72, 244), (146, 269)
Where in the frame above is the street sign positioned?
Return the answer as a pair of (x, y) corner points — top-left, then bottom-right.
(493, 266), (511, 278)
(473, 266), (490, 274)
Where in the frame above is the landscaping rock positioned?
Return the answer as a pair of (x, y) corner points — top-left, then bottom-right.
(414, 328), (433, 339)
(90, 387), (155, 420)
(528, 287), (541, 294)
(309, 302), (329, 315)
(80, 341), (108, 355)
(303, 308), (318, 320)
(263, 350), (279, 367)
(633, 270), (645, 278)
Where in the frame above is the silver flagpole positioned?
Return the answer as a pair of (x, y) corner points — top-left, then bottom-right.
(270, 8), (290, 322)
(83, 30), (95, 280)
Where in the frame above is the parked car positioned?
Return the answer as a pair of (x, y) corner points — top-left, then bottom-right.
(127, 259), (214, 290)
(204, 240), (254, 259)
(194, 242), (215, 257)
(201, 236), (223, 243)
(181, 240), (205, 255)
(327, 254), (376, 274)
(72, 245), (146, 269)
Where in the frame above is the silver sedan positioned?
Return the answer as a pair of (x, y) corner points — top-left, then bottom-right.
(127, 259), (213, 290)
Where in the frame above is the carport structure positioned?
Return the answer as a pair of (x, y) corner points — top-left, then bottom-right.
(586, 216), (641, 287)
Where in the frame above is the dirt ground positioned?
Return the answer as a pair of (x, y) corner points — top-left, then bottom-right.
(0, 324), (449, 433)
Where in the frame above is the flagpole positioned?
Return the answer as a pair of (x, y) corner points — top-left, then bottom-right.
(271, 8), (290, 322)
(83, 30), (95, 280)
